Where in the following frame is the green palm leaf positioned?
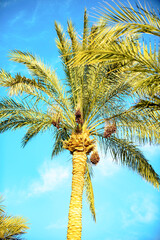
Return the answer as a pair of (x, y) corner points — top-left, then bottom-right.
(82, 8), (89, 49)
(98, 135), (160, 189)
(84, 162), (96, 221)
(51, 127), (70, 158)
(0, 196), (29, 240)
(96, 1), (160, 37)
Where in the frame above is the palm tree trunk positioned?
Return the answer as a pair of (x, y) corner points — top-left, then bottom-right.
(67, 150), (87, 240)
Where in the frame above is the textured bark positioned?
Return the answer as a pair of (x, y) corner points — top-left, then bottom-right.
(67, 150), (87, 240)
(63, 132), (95, 239)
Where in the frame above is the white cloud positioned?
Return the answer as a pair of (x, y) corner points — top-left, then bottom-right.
(3, 160), (70, 202)
(130, 199), (156, 223)
(122, 193), (158, 228)
(28, 160), (69, 196)
(96, 152), (120, 177)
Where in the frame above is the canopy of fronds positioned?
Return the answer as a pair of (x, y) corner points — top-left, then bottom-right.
(0, 9), (160, 221)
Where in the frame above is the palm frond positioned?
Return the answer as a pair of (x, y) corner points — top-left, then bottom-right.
(0, 97), (75, 146)
(55, 21), (78, 108)
(99, 135), (160, 189)
(84, 161), (96, 221)
(55, 21), (72, 68)
(81, 64), (103, 121)
(128, 71), (160, 97)
(51, 128), (70, 158)
(82, 8), (89, 49)
(0, 98), (53, 147)
(8, 51), (74, 119)
(0, 215), (29, 240)
(0, 198), (29, 240)
(21, 120), (51, 147)
(114, 106), (160, 144)
(0, 70), (53, 106)
(67, 20), (85, 108)
(133, 98), (160, 111)
(67, 20), (81, 52)
(96, 1), (160, 37)
(9, 50), (61, 96)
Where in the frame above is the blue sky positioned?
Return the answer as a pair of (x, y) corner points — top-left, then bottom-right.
(0, 0), (160, 240)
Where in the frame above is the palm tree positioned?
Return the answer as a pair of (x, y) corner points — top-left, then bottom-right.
(71, 2), (160, 112)
(0, 10), (160, 240)
(0, 196), (29, 239)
